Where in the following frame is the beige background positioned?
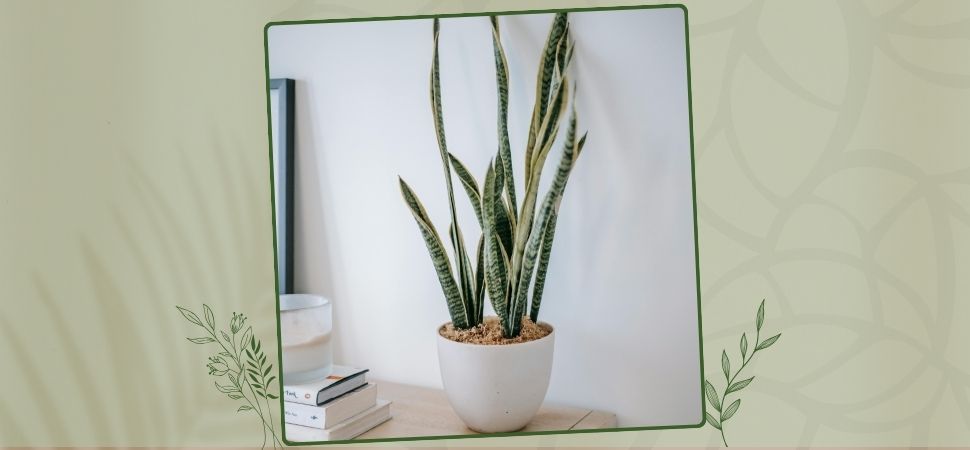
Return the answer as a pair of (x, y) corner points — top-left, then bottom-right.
(2, 0), (969, 447)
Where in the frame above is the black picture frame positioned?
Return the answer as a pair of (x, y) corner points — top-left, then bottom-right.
(270, 78), (295, 294)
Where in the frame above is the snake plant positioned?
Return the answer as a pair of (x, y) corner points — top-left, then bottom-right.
(399, 13), (587, 338)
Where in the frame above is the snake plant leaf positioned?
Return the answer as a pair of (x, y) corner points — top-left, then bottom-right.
(448, 152), (483, 227)
(528, 208), (557, 323)
(538, 33), (572, 151)
(526, 12), (569, 177)
(510, 77), (570, 300)
(515, 101), (582, 325)
(492, 160), (515, 256)
(448, 222), (476, 315)
(474, 234), (486, 324)
(460, 241), (478, 324)
(482, 163), (510, 327)
(529, 62), (570, 182)
(399, 177), (469, 328)
(430, 19), (459, 221)
(489, 16), (517, 220)
(429, 18), (480, 329)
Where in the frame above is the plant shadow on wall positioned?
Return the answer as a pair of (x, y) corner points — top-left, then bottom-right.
(176, 305), (282, 449)
(704, 300), (781, 447)
(397, 13), (587, 433)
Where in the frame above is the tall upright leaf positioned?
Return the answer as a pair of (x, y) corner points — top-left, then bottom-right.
(514, 103), (583, 330)
(399, 178), (469, 328)
(525, 13), (569, 180)
(489, 16), (517, 220)
(482, 163), (510, 327)
(426, 18), (477, 328)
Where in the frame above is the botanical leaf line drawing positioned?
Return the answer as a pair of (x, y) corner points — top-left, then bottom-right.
(705, 299), (781, 446)
(177, 304), (282, 449)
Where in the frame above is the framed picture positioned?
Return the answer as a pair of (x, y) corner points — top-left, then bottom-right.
(267, 5), (702, 444)
(269, 78), (295, 294)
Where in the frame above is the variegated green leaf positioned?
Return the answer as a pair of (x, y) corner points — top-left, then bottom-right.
(399, 177), (468, 328)
(515, 101), (582, 325)
(452, 222), (477, 324)
(529, 208), (557, 323)
(428, 18), (477, 329)
(512, 72), (570, 284)
(482, 163), (509, 327)
(474, 234), (486, 325)
(490, 16), (517, 220)
(448, 152), (483, 226)
(492, 160), (514, 255)
(526, 12), (569, 177)
(448, 222), (473, 312)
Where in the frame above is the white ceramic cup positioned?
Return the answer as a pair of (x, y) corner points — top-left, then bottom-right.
(279, 294), (333, 384)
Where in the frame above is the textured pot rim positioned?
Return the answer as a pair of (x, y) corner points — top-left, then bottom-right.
(436, 319), (555, 348)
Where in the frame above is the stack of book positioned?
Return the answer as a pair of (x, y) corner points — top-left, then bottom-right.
(282, 366), (392, 441)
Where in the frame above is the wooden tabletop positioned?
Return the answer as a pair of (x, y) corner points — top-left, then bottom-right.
(354, 379), (616, 440)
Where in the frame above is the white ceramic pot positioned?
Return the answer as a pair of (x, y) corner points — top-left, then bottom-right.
(436, 321), (555, 433)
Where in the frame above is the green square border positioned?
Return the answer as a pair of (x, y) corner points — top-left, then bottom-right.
(261, 2), (705, 445)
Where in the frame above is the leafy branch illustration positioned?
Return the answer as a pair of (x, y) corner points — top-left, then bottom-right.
(177, 304), (283, 449)
(704, 299), (781, 447)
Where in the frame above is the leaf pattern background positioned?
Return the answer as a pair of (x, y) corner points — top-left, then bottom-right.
(2, 0), (970, 447)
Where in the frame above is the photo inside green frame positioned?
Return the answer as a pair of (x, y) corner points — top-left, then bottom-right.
(263, 3), (703, 445)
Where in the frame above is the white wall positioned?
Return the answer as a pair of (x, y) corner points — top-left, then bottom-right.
(268, 7), (701, 427)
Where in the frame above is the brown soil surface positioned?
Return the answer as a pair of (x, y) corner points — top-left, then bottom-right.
(439, 316), (551, 345)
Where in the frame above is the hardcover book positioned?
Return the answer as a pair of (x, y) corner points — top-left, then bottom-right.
(283, 365), (368, 406)
(283, 383), (377, 429)
(284, 400), (391, 442)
